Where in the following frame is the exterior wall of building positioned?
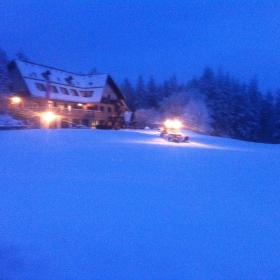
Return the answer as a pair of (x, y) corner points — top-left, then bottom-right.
(0, 96), (8, 113)
(7, 96), (124, 128)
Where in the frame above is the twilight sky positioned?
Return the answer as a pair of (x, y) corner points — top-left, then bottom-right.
(1, 0), (280, 90)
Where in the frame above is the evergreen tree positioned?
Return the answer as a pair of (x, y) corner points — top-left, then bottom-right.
(160, 74), (181, 99)
(168, 74), (182, 92)
(120, 79), (135, 110)
(259, 92), (275, 142)
(0, 48), (10, 95)
(146, 76), (159, 108)
(273, 91), (280, 142)
(135, 75), (147, 109)
(197, 67), (219, 133)
(161, 80), (172, 99)
(211, 71), (232, 135)
(198, 67), (216, 102)
(246, 78), (262, 140)
(228, 81), (252, 140)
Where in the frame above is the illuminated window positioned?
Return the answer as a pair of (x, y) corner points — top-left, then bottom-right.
(87, 105), (97, 110)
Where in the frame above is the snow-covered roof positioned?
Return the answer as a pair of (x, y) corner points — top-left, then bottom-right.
(15, 59), (110, 103)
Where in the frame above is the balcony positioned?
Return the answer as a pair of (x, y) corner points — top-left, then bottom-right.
(8, 104), (117, 122)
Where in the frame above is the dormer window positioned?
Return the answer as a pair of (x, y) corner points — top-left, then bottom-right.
(80, 90), (93, 97)
(50, 85), (58, 93)
(70, 89), (79, 96)
(42, 70), (51, 80)
(35, 82), (46, 91)
(60, 87), (69, 95)
(65, 75), (73, 85)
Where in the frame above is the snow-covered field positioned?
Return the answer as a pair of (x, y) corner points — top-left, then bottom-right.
(0, 129), (280, 279)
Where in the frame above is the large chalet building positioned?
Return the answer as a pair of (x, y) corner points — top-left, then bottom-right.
(6, 59), (129, 128)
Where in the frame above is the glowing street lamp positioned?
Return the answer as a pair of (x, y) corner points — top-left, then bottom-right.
(10, 96), (22, 105)
(41, 111), (58, 126)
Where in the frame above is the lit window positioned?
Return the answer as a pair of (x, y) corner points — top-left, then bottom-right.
(35, 82), (46, 91)
(60, 87), (69, 95)
(87, 105), (97, 110)
(70, 89), (79, 96)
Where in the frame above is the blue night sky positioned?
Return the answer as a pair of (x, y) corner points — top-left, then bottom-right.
(1, 0), (280, 90)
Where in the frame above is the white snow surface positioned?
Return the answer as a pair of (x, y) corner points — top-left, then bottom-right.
(0, 129), (280, 279)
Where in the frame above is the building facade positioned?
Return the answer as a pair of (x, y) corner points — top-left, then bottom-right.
(6, 59), (129, 128)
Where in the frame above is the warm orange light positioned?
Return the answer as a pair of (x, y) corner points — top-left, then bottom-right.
(164, 119), (183, 130)
(11, 96), (22, 104)
(41, 111), (58, 124)
(172, 119), (183, 130)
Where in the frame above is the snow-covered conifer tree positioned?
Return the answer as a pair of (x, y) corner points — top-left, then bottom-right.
(0, 48), (10, 96)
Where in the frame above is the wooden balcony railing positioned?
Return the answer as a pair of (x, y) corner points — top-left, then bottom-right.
(8, 105), (118, 121)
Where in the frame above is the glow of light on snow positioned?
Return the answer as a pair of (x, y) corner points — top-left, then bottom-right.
(134, 138), (221, 149)
(130, 137), (241, 151)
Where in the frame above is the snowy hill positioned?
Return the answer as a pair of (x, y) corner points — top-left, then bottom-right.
(0, 129), (280, 279)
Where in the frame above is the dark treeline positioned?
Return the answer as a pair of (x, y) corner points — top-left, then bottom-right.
(121, 68), (280, 143)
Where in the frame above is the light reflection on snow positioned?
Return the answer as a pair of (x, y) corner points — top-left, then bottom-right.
(125, 130), (248, 151)
(131, 137), (241, 151)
